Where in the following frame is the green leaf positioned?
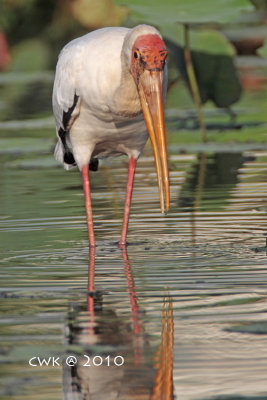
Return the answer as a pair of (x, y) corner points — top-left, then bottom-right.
(164, 26), (241, 108)
(161, 24), (235, 56)
(250, 0), (267, 11)
(115, 0), (253, 24)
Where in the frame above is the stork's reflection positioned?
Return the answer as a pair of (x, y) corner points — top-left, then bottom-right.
(63, 246), (175, 400)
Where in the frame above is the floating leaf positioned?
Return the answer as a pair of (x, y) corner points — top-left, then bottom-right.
(161, 24), (235, 56)
(250, 0), (267, 12)
(165, 27), (241, 108)
(115, 0), (253, 25)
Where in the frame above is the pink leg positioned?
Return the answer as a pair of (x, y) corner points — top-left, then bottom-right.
(81, 165), (95, 247)
(119, 157), (137, 247)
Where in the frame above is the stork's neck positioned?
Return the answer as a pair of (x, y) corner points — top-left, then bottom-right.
(111, 51), (142, 118)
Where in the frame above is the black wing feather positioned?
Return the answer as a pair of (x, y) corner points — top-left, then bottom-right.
(58, 93), (98, 171)
(58, 93), (79, 166)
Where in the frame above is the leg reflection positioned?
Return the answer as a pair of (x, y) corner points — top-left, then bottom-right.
(121, 245), (143, 365)
(63, 248), (175, 399)
(121, 245), (141, 336)
(87, 245), (96, 318)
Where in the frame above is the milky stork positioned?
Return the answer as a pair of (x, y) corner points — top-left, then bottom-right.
(52, 25), (169, 247)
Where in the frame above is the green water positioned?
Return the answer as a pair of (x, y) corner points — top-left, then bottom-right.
(1, 137), (267, 399)
(1, 64), (267, 399)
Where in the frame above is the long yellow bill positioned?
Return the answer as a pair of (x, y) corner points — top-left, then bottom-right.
(138, 70), (170, 214)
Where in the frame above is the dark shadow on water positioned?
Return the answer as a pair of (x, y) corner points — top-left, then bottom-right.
(176, 152), (244, 247)
(62, 247), (175, 400)
(178, 152), (244, 211)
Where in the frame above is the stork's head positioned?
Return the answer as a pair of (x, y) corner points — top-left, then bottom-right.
(131, 34), (167, 80)
(127, 27), (169, 213)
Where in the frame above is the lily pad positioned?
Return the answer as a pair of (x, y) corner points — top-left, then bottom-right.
(164, 26), (241, 108)
(162, 24), (235, 56)
(115, 0), (253, 25)
(251, 0), (267, 11)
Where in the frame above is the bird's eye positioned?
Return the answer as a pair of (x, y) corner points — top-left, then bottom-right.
(134, 51), (138, 59)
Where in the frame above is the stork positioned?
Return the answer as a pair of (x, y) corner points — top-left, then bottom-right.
(52, 25), (169, 247)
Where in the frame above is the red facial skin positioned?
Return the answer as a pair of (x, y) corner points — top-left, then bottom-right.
(131, 34), (167, 79)
(129, 33), (170, 215)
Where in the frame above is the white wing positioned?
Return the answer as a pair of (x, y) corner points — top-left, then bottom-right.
(53, 41), (83, 131)
(52, 28), (129, 169)
(52, 40), (83, 168)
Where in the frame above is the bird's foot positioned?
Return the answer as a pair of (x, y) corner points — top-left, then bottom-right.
(118, 240), (127, 249)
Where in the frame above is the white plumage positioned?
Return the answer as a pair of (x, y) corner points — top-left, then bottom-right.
(53, 25), (167, 169)
(52, 25), (169, 246)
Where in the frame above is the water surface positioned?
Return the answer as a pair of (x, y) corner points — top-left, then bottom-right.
(1, 133), (267, 399)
